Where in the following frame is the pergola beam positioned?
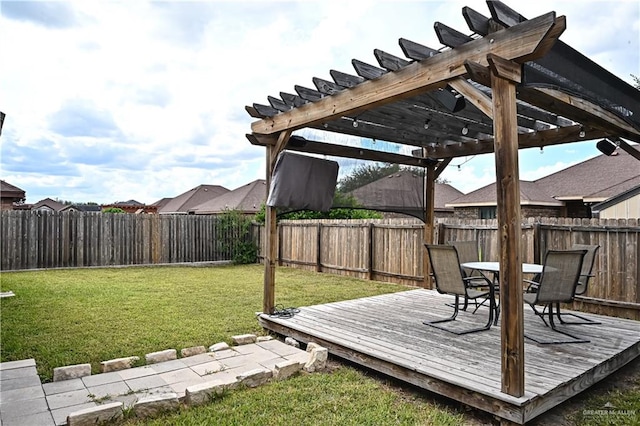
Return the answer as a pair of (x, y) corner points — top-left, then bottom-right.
(251, 12), (564, 135)
(247, 134), (436, 167)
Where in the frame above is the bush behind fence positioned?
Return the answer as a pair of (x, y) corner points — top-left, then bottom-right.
(1, 210), (249, 270)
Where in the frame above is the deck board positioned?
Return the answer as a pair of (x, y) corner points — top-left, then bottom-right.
(258, 289), (640, 424)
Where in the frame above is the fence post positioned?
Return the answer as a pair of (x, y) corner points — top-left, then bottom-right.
(316, 223), (322, 272)
(278, 223), (283, 267)
(368, 222), (374, 280)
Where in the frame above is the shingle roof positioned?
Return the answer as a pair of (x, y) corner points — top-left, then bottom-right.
(447, 181), (563, 207)
(60, 204), (102, 212)
(158, 185), (230, 214)
(190, 180), (266, 214)
(1, 180), (25, 197)
(447, 145), (639, 207)
(32, 198), (65, 211)
(534, 145), (640, 200)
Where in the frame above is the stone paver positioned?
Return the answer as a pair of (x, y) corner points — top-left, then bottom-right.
(43, 379), (86, 396)
(0, 396), (49, 419)
(0, 340), (314, 425)
(2, 411), (55, 426)
(82, 371), (123, 387)
(50, 403), (97, 426)
(46, 389), (94, 410)
(0, 366), (38, 381)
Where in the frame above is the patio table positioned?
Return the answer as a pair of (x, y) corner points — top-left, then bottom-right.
(461, 261), (543, 324)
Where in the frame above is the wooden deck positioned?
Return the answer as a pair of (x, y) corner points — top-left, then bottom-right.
(258, 289), (640, 424)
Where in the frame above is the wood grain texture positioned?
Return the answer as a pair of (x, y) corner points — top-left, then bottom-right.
(259, 289), (640, 424)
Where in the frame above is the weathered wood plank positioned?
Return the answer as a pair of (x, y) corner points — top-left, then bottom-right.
(259, 289), (640, 424)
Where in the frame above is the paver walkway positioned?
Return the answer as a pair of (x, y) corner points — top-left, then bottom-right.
(0, 340), (309, 426)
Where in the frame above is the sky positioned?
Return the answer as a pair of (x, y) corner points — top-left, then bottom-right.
(1, 0), (638, 205)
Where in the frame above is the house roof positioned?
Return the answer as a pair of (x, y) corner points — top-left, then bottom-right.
(113, 200), (145, 206)
(32, 198), (65, 211)
(151, 197), (172, 209)
(534, 145), (640, 201)
(158, 184), (230, 214)
(591, 184), (640, 214)
(347, 170), (464, 218)
(60, 204), (102, 212)
(1, 180), (26, 199)
(190, 180), (266, 214)
(447, 145), (640, 207)
(447, 181), (562, 207)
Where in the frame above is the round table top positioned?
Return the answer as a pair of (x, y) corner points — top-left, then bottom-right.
(461, 261), (543, 275)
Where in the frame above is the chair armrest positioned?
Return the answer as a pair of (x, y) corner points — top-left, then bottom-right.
(463, 275), (491, 288)
(523, 279), (540, 293)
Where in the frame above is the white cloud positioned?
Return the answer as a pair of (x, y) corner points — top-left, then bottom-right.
(1, 0), (637, 204)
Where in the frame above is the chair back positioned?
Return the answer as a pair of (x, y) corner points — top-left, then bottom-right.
(536, 250), (587, 304)
(571, 244), (599, 295)
(426, 245), (467, 296)
(449, 240), (481, 277)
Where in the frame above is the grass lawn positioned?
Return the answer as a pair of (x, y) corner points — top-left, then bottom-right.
(0, 264), (408, 381)
(2, 264), (638, 425)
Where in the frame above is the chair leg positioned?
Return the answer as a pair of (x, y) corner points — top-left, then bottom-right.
(424, 295), (493, 335)
(555, 303), (601, 325)
(527, 302), (549, 327)
(525, 304), (590, 344)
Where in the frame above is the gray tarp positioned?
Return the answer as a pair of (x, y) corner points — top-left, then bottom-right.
(267, 151), (339, 212)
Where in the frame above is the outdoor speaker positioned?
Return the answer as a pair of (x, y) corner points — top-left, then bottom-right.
(596, 139), (617, 156)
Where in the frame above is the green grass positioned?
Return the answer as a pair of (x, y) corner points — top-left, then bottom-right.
(0, 264), (406, 382)
(569, 374), (640, 426)
(1, 264), (467, 424)
(122, 367), (463, 426)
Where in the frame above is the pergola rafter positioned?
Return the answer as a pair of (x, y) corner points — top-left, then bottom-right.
(246, 0), (640, 399)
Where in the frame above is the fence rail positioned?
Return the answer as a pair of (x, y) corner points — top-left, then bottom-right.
(253, 217), (640, 319)
(1, 211), (245, 270)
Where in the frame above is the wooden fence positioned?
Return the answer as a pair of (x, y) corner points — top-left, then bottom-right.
(253, 217), (640, 319)
(1, 210), (247, 270)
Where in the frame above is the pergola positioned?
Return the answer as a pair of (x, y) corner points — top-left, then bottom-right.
(246, 1), (640, 397)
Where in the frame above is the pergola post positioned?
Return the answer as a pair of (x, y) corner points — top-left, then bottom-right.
(423, 164), (436, 289)
(263, 131), (291, 314)
(489, 54), (524, 397)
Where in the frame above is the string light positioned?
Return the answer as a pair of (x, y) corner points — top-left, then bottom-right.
(352, 119), (358, 128)
(540, 146), (544, 154)
(461, 125), (469, 135)
(424, 119), (431, 129)
(579, 126), (586, 138)
(452, 155), (476, 171)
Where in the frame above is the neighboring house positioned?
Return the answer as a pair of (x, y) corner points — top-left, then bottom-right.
(59, 204), (102, 213)
(347, 170), (464, 219)
(151, 197), (172, 211)
(447, 145), (640, 219)
(102, 200), (158, 214)
(31, 198), (65, 212)
(157, 185), (230, 214)
(189, 180), (267, 215)
(0, 180), (25, 210)
(591, 184), (640, 219)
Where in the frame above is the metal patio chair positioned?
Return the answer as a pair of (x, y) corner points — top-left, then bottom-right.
(526, 244), (601, 325)
(449, 240), (488, 311)
(523, 249), (590, 344)
(424, 244), (495, 335)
